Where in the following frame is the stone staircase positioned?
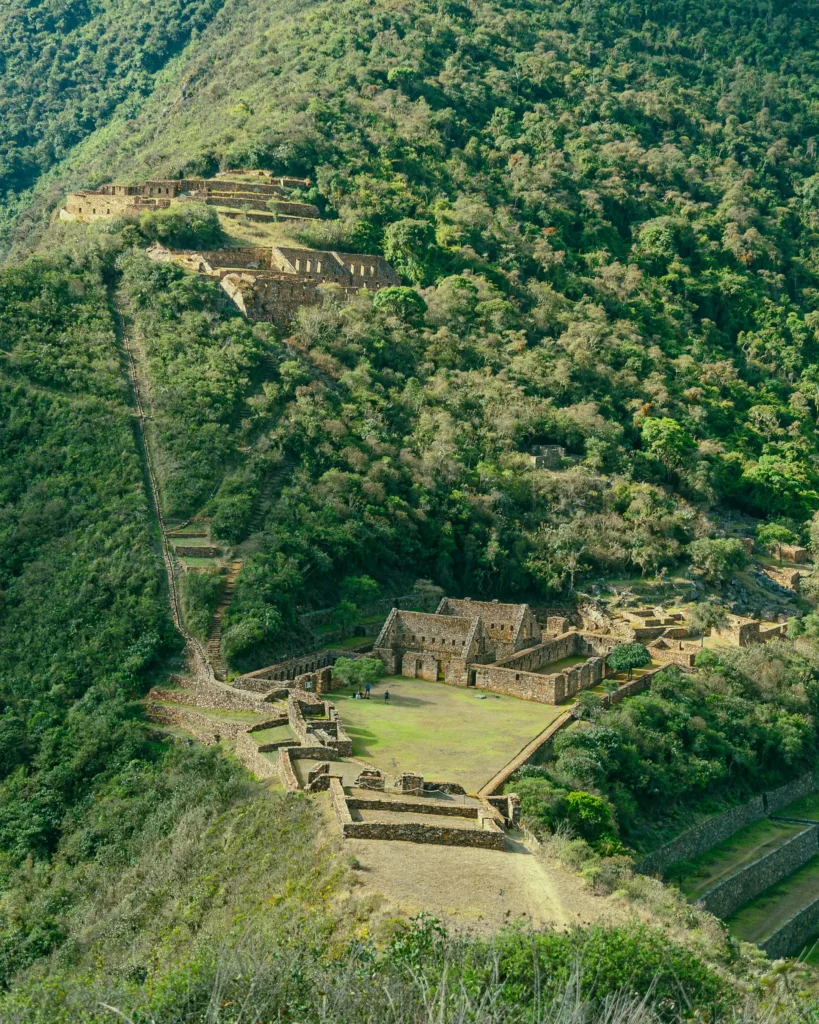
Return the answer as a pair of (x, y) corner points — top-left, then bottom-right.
(248, 459), (290, 534)
(207, 560), (244, 678)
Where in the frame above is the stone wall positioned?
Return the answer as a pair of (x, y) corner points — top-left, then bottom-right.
(473, 651), (604, 704)
(696, 827), (818, 919)
(330, 777), (353, 825)
(341, 820), (506, 850)
(237, 650), (335, 687)
(494, 631), (579, 672)
(278, 747), (300, 792)
(636, 797), (768, 876)
(760, 895), (819, 959)
(780, 545), (809, 564)
(147, 704), (219, 745)
(766, 773), (817, 814)
(148, 684), (271, 713)
(346, 796), (479, 819)
(234, 731), (280, 782)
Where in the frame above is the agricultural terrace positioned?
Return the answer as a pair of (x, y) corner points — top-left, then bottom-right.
(334, 675), (563, 792)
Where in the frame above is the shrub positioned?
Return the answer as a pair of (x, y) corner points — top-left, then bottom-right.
(138, 202), (224, 248)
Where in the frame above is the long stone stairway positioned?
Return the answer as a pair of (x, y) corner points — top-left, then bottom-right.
(207, 560), (244, 678)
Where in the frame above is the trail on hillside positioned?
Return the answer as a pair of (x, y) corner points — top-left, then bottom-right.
(110, 288), (215, 682)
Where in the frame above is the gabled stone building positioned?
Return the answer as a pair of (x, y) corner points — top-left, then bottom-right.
(374, 597), (610, 704)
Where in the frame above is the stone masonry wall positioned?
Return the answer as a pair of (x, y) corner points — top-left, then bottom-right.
(147, 704), (219, 745)
(237, 650), (335, 688)
(760, 895), (819, 960)
(473, 653), (604, 704)
(636, 797), (767, 876)
(278, 747), (300, 792)
(696, 827), (818, 919)
(234, 731), (280, 782)
(346, 797), (479, 819)
(494, 631), (579, 672)
(766, 773), (817, 814)
(148, 684), (272, 713)
(341, 820), (506, 850)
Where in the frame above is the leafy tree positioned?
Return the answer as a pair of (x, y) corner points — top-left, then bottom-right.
(332, 656), (384, 689)
(687, 603), (729, 647)
(606, 643), (651, 681)
(640, 418), (696, 477)
(563, 791), (614, 844)
(331, 599), (360, 638)
(687, 538), (748, 583)
(756, 522), (798, 562)
(339, 575), (380, 607)
(372, 286), (427, 325)
(383, 219), (439, 285)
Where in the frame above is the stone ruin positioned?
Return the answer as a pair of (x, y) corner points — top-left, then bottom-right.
(60, 172), (318, 225)
(530, 445), (565, 469)
(373, 597), (610, 704)
(145, 241), (401, 328)
(329, 768), (514, 850)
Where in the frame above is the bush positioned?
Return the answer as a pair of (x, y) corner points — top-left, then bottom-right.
(138, 202), (225, 248)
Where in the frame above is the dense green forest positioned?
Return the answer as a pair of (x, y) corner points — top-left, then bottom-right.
(12, 0), (819, 668)
(5, 0), (819, 1016)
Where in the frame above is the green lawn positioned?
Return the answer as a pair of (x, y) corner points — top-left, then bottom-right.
(727, 855), (819, 944)
(667, 819), (806, 900)
(250, 724), (295, 745)
(334, 676), (562, 793)
(780, 792), (819, 821)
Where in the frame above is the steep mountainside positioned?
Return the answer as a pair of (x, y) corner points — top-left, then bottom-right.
(4, 0), (819, 1018)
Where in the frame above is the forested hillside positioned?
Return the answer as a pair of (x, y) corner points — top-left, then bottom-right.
(4, 0), (819, 1017)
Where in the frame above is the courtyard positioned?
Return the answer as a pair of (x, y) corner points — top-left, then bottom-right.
(334, 675), (563, 792)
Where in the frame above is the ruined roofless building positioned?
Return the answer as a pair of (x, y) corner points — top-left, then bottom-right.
(373, 598), (541, 685)
(60, 172), (319, 223)
(145, 242), (401, 327)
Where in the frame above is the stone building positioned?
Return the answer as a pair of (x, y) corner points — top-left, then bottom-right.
(530, 445), (565, 469)
(373, 598), (608, 703)
(145, 242), (401, 327)
(60, 172), (319, 224)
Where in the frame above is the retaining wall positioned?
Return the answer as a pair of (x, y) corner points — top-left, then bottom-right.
(278, 747), (300, 792)
(341, 820), (506, 849)
(760, 896), (819, 960)
(696, 827), (819, 919)
(346, 797), (478, 819)
(148, 684), (272, 713)
(636, 797), (767, 876)
(234, 732), (280, 782)
(766, 774), (817, 814)
(147, 704), (219, 745)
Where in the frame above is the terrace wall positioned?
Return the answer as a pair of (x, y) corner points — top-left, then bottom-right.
(234, 731), (280, 782)
(696, 827), (819, 919)
(341, 820), (506, 850)
(766, 774), (817, 814)
(636, 798), (768, 876)
(760, 896), (819, 960)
